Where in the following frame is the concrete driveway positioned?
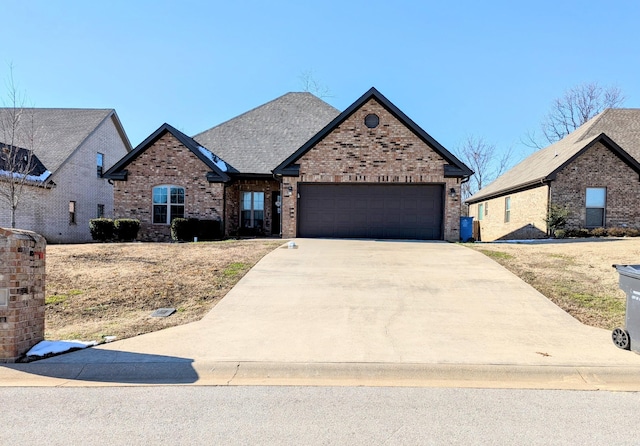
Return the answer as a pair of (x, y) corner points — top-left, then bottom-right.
(5, 239), (640, 388)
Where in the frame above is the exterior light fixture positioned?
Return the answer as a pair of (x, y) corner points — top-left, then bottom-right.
(449, 187), (457, 197)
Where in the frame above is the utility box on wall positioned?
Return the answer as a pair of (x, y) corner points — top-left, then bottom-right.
(0, 228), (46, 363)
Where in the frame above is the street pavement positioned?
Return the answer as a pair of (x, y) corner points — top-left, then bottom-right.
(2, 239), (640, 389)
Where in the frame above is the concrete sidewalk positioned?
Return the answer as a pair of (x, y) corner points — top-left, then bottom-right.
(3, 239), (640, 389)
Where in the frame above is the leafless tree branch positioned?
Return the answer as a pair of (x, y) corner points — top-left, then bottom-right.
(0, 65), (39, 228)
(458, 136), (513, 200)
(526, 82), (625, 149)
(299, 69), (333, 99)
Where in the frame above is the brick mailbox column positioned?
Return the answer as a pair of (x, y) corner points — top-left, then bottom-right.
(0, 228), (46, 363)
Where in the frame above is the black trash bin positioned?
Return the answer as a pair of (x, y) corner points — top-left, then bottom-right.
(612, 264), (640, 352)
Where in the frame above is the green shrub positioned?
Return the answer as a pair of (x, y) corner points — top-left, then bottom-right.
(553, 229), (566, 239)
(547, 203), (570, 234)
(197, 219), (222, 241)
(115, 218), (140, 241)
(171, 218), (192, 241)
(590, 227), (607, 237)
(89, 218), (115, 242)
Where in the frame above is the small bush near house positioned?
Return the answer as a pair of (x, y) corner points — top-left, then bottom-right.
(546, 203), (570, 234)
(115, 219), (141, 241)
(553, 229), (566, 239)
(89, 218), (115, 242)
(197, 219), (222, 241)
(576, 228), (591, 238)
(607, 227), (626, 237)
(171, 218), (193, 242)
(172, 218), (223, 242)
(625, 228), (640, 237)
(590, 227), (607, 237)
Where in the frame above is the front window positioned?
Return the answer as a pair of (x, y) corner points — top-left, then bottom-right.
(153, 185), (184, 224)
(586, 187), (606, 227)
(478, 203), (484, 221)
(97, 204), (104, 218)
(504, 197), (511, 223)
(241, 192), (264, 230)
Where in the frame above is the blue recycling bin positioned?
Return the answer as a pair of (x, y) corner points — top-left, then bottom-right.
(460, 216), (474, 242)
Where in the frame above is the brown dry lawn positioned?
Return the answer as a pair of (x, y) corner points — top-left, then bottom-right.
(467, 238), (640, 330)
(45, 240), (284, 341)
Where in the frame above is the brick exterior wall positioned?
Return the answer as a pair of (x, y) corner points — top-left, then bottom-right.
(280, 98), (462, 241)
(550, 141), (640, 229)
(0, 116), (129, 243)
(0, 228), (46, 363)
(113, 132), (225, 242)
(469, 185), (549, 241)
(224, 179), (281, 236)
(468, 141), (640, 241)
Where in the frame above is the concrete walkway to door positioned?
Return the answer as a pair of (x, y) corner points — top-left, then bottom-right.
(4, 239), (640, 389)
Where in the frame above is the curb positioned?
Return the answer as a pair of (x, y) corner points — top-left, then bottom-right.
(2, 362), (640, 391)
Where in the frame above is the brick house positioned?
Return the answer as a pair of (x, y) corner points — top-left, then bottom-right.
(104, 88), (473, 241)
(0, 109), (132, 243)
(466, 109), (640, 241)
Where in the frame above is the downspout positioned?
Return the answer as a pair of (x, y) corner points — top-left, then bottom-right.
(545, 178), (551, 236)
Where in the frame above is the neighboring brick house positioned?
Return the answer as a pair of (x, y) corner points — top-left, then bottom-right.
(466, 109), (640, 241)
(0, 109), (132, 243)
(105, 88), (473, 242)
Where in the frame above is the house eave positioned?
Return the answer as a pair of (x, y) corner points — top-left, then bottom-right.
(466, 178), (550, 204)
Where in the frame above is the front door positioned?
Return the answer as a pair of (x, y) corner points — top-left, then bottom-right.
(271, 191), (281, 235)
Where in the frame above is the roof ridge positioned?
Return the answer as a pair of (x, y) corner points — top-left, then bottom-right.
(576, 109), (613, 143)
(193, 92), (334, 139)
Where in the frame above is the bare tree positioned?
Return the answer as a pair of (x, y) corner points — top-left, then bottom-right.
(525, 82), (625, 149)
(299, 69), (332, 98)
(458, 136), (513, 199)
(0, 67), (39, 228)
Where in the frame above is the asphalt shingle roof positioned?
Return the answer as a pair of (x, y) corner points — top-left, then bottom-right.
(193, 92), (340, 174)
(0, 108), (126, 174)
(467, 108), (640, 203)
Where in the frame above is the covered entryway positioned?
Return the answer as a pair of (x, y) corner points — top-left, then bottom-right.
(297, 183), (443, 239)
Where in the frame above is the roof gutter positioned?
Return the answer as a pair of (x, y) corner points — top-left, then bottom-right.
(465, 176), (550, 204)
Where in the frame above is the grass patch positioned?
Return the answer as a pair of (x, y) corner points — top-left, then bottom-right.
(223, 262), (248, 277)
(478, 249), (514, 261)
(45, 295), (68, 305)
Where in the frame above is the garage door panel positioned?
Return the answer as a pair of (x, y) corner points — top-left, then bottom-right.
(298, 184), (443, 240)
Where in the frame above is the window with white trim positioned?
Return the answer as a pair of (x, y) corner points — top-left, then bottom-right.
(153, 185), (185, 224)
(478, 203), (484, 221)
(586, 187), (606, 227)
(504, 197), (511, 223)
(241, 191), (264, 230)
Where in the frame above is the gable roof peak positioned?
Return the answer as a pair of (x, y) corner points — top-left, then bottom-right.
(273, 87), (473, 177)
(103, 122), (231, 182)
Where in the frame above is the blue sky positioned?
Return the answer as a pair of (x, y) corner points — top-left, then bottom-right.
(2, 0), (639, 166)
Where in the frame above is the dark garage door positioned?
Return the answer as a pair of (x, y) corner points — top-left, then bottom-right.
(298, 183), (443, 240)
